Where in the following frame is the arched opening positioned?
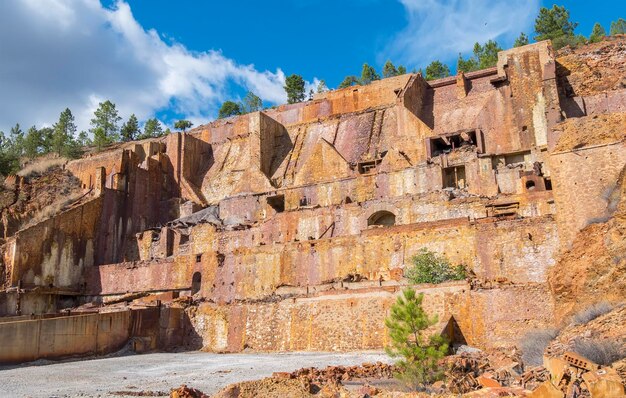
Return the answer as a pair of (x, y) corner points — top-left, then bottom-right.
(367, 210), (396, 227)
(191, 272), (202, 295)
(525, 180), (536, 191)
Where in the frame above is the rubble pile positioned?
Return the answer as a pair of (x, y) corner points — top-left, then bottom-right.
(526, 351), (625, 398)
(556, 35), (626, 97)
(170, 384), (209, 398)
(285, 362), (396, 384)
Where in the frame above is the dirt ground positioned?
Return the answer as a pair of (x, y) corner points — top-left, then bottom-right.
(0, 351), (391, 398)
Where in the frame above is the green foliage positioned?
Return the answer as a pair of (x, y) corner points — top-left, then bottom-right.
(590, 23), (606, 43)
(9, 124), (24, 158)
(284, 74), (306, 104)
(534, 5), (578, 49)
(77, 131), (92, 147)
(23, 126), (43, 159)
(39, 127), (54, 154)
(338, 75), (360, 88)
(382, 60), (399, 78)
(385, 289), (448, 389)
(405, 249), (466, 284)
(514, 32), (530, 47)
(457, 54), (478, 74)
(360, 63), (380, 85)
(90, 100), (121, 150)
(458, 40), (502, 73)
(53, 108), (77, 155)
(120, 114), (140, 142)
(0, 131), (20, 176)
(474, 40), (502, 69)
(242, 91), (263, 113)
(141, 118), (163, 139)
(174, 120), (193, 132)
(316, 80), (328, 93)
(397, 65), (407, 75)
(424, 61), (450, 81)
(218, 101), (242, 119)
(610, 18), (626, 35)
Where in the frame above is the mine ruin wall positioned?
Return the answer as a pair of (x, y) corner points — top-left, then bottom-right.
(549, 141), (626, 248)
(186, 283), (554, 352)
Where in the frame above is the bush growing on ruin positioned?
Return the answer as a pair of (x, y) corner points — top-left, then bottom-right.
(405, 249), (466, 284)
(572, 338), (625, 366)
(571, 302), (614, 325)
(385, 288), (448, 389)
(520, 328), (560, 366)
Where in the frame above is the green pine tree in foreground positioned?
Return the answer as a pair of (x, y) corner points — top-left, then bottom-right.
(385, 288), (448, 389)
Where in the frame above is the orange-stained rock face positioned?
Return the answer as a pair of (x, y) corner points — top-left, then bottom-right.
(1, 39), (625, 352)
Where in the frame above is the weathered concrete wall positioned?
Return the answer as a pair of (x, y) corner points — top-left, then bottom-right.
(549, 141), (626, 248)
(0, 310), (130, 363)
(0, 307), (184, 364)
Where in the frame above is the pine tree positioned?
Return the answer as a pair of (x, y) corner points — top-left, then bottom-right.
(338, 75), (359, 89)
(534, 5), (580, 49)
(120, 114), (140, 142)
(589, 23), (606, 43)
(424, 61), (450, 81)
(218, 101), (242, 119)
(382, 60), (399, 78)
(9, 124), (24, 158)
(90, 100), (121, 150)
(457, 54), (479, 73)
(242, 91), (263, 113)
(514, 32), (530, 47)
(77, 131), (92, 147)
(397, 65), (407, 75)
(316, 80), (328, 93)
(39, 127), (54, 154)
(53, 108), (77, 155)
(174, 120), (193, 132)
(141, 118), (163, 139)
(284, 74), (306, 104)
(385, 289), (448, 389)
(610, 18), (626, 35)
(23, 126), (43, 159)
(360, 63), (380, 85)
(474, 40), (502, 69)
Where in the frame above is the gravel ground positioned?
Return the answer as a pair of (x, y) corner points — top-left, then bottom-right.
(0, 351), (391, 398)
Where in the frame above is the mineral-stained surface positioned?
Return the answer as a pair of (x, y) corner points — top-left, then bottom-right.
(0, 38), (625, 365)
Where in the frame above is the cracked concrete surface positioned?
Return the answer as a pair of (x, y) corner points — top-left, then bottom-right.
(0, 351), (391, 398)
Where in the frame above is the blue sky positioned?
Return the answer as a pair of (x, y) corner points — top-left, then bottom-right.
(0, 0), (622, 133)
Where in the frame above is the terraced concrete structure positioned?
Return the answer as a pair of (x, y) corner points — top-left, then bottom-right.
(1, 40), (625, 360)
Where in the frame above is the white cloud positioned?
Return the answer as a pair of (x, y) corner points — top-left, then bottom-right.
(386, 0), (539, 68)
(0, 0), (295, 133)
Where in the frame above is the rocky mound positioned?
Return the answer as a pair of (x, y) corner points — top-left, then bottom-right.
(556, 35), (626, 97)
(552, 112), (626, 152)
(0, 160), (83, 239)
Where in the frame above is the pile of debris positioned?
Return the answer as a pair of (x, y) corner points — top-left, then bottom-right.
(170, 384), (209, 398)
(280, 361), (396, 384)
(528, 351), (625, 398)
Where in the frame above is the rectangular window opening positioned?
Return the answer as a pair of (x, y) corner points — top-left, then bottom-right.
(443, 166), (467, 189)
(429, 130), (477, 157)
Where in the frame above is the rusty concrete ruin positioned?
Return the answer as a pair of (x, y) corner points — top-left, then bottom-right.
(1, 40), (625, 363)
